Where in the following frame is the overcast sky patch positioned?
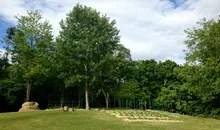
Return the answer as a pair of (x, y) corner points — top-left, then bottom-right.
(0, 0), (220, 64)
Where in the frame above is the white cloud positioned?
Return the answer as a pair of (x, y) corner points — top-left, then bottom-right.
(0, 48), (12, 63)
(1, 0), (220, 64)
(0, 48), (6, 57)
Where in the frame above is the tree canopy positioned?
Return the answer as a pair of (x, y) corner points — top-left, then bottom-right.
(1, 4), (220, 118)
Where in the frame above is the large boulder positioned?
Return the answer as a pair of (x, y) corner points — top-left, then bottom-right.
(19, 102), (39, 112)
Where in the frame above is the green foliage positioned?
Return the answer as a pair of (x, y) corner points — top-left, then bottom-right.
(56, 4), (123, 109)
(185, 18), (220, 64)
(4, 10), (54, 102)
(183, 17), (220, 115)
(56, 3), (120, 84)
(0, 57), (9, 79)
(1, 3), (220, 119)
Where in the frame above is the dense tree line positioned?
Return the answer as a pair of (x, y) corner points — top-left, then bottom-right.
(1, 4), (220, 117)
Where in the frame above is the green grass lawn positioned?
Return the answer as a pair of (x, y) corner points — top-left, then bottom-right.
(1, 110), (220, 130)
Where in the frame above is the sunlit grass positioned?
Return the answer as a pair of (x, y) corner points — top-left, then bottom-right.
(0, 110), (220, 130)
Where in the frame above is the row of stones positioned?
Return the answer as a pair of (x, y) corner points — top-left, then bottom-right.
(105, 110), (183, 122)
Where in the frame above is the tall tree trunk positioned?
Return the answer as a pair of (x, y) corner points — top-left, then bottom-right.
(134, 100), (135, 109)
(92, 92), (94, 108)
(26, 80), (31, 102)
(105, 93), (109, 109)
(105, 97), (109, 109)
(85, 64), (89, 110)
(144, 101), (147, 110)
(85, 86), (89, 110)
(149, 94), (151, 109)
(60, 88), (64, 108)
(101, 88), (109, 109)
(78, 90), (81, 108)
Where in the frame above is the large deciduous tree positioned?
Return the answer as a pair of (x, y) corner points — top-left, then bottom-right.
(183, 17), (220, 114)
(56, 4), (120, 110)
(5, 10), (54, 102)
(96, 44), (132, 109)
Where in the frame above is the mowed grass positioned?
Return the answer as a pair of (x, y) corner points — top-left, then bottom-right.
(1, 110), (220, 130)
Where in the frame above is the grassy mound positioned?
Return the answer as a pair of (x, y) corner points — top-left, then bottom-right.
(1, 110), (220, 130)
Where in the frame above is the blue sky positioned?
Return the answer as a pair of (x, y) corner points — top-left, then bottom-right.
(169, 0), (186, 8)
(0, 0), (220, 64)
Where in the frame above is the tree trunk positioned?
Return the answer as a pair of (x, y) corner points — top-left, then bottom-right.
(92, 93), (94, 108)
(105, 98), (109, 109)
(85, 64), (89, 110)
(26, 80), (31, 102)
(105, 93), (109, 109)
(134, 100), (135, 109)
(60, 88), (64, 108)
(85, 86), (89, 110)
(145, 101), (147, 110)
(78, 90), (81, 108)
(149, 94), (151, 109)
(101, 88), (109, 109)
